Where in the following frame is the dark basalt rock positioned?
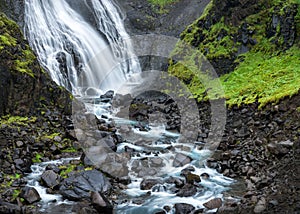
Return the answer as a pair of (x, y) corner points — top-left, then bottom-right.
(176, 184), (197, 197)
(20, 186), (41, 204)
(41, 170), (61, 189)
(0, 200), (21, 214)
(140, 178), (163, 190)
(91, 191), (113, 214)
(60, 170), (111, 201)
(203, 198), (222, 209)
(174, 203), (195, 214)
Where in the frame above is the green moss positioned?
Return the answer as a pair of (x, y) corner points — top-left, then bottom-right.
(148, 0), (177, 7)
(0, 13), (36, 77)
(59, 164), (77, 178)
(0, 33), (16, 47)
(32, 153), (43, 163)
(169, 0), (300, 108)
(222, 46), (300, 108)
(47, 133), (60, 139)
(12, 189), (21, 200)
(0, 115), (37, 127)
(148, 0), (178, 13)
(61, 147), (77, 153)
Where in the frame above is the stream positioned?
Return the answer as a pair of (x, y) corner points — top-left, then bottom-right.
(23, 0), (237, 213)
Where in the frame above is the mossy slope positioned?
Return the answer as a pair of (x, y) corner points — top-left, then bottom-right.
(169, 0), (300, 108)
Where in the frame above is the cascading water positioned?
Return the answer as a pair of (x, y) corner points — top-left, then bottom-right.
(24, 0), (236, 213)
(24, 0), (140, 96)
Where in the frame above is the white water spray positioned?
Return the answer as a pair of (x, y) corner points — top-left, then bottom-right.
(24, 0), (140, 96)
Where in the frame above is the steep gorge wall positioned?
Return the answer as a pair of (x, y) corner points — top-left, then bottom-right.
(0, 13), (71, 116)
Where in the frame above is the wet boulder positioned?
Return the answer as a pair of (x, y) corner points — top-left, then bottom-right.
(174, 203), (195, 214)
(173, 153), (192, 167)
(203, 198), (222, 209)
(20, 186), (41, 204)
(41, 170), (61, 189)
(59, 170), (111, 201)
(176, 183), (197, 197)
(91, 191), (113, 214)
(100, 90), (114, 103)
(140, 178), (163, 190)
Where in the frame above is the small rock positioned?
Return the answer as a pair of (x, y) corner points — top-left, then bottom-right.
(173, 153), (192, 167)
(176, 184), (197, 197)
(91, 191), (113, 214)
(200, 173), (210, 179)
(174, 203), (195, 214)
(16, 141), (24, 147)
(278, 140), (294, 148)
(269, 199), (278, 206)
(181, 171), (201, 184)
(41, 170), (60, 189)
(250, 176), (261, 184)
(53, 135), (62, 142)
(203, 198), (222, 209)
(140, 178), (163, 190)
(254, 197), (266, 213)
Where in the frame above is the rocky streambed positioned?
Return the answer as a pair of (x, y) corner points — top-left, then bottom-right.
(0, 89), (299, 214)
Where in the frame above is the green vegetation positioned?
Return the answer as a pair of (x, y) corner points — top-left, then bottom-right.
(0, 13), (36, 77)
(0, 115), (37, 127)
(148, 0), (177, 7)
(32, 153), (43, 163)
(59, 164), (77, 178)
(222, 47), (300, 107)
(169, 0), (300, 108)
(61, 147), (77, 153)
(148, 0), (178, 13)
(12, 189), (21, 200)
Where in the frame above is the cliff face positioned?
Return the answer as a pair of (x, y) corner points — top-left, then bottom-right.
(0, 13), (71, 116)
(116, 0), (210, 37)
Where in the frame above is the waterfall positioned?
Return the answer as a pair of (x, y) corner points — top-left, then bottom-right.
(24, 0), (140, 97)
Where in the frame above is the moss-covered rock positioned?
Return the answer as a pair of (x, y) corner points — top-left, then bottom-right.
(0, 13), (71, 116)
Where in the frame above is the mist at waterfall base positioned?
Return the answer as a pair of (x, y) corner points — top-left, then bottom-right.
(24, 0), (235, 213)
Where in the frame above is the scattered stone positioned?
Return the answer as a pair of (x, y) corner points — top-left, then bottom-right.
(269, 199), (279, 206)
(91, 191), (113, 214)
(203, 198), (222, 209)
(200, 173), (210, 179)
(20, 186), (41, 204)
(140, 178), (163, 190)
(176, 184), (197, 197)
(15, 141), (24, 147)
(53, 135), (62, 142)
(254, 197), (266, 213)
(173, 153), (192, 167)
(278, 140), (294, 148)
(41, 170), (60, 189)
(165, 176), (184, 188)
(174, 203), (195, 214)
(0, 201), (21, 214)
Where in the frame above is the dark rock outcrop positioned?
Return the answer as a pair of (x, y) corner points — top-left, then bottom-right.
(0, 13), (71, 117)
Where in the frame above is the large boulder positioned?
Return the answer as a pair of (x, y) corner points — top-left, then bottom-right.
(20, 186), (41, 204)
(59, 170), (111, 201)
